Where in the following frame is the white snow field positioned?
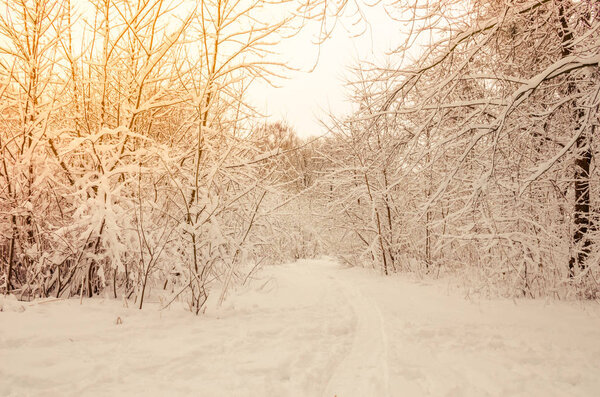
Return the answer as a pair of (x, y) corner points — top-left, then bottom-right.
(1, 259), (600, 397)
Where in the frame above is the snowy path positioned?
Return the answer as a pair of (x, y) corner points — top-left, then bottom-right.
(324, 270), (390, 397)
(2, 259), (600, 397)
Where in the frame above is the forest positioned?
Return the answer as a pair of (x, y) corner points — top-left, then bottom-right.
(1, 0), (598, 313)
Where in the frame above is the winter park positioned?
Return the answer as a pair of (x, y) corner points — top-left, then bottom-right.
(1, 0), (600, 396)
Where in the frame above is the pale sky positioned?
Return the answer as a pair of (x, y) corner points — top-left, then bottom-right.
(249, 5), (400, 138)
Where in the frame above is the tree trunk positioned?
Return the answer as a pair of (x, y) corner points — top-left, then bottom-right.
(6, 215), (16, 293)
(558, 3), (593, 277)
(568, 129), (592, 277)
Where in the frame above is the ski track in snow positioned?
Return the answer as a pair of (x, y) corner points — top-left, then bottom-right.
(1, 258), (600, 397)
(324, 271), (390, 397)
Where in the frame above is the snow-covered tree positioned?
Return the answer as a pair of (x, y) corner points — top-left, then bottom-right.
(319, 0), (599, 297)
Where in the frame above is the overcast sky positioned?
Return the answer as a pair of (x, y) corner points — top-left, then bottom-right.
(248, 5), (399, 138)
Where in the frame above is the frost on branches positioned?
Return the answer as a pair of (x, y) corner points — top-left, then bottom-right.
(1, 0), (599, 306)
(0, 0), (316, 312)
(319, 0), (600, 298)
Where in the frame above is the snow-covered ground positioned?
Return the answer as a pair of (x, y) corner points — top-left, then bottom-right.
(1, 259), (599, 397)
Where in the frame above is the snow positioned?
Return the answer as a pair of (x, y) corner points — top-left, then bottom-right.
(2, 259), (600, 397)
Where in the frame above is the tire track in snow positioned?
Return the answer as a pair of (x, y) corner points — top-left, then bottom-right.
(323, 268), (390, 397)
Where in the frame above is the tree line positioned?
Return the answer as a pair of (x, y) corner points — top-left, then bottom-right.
(1, 0), (598, 307)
